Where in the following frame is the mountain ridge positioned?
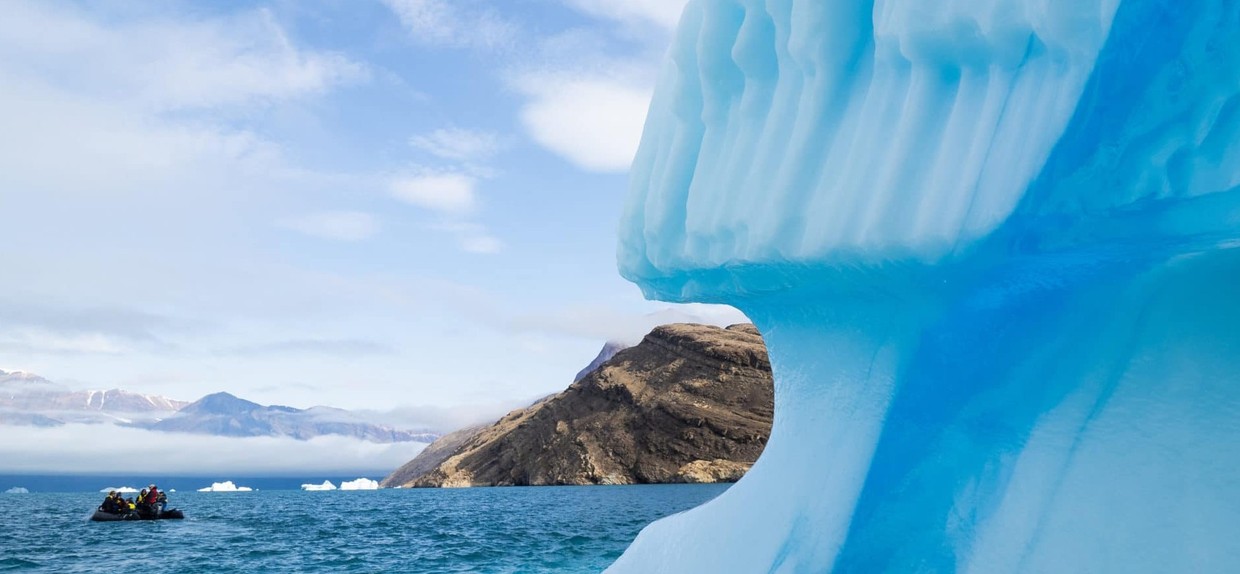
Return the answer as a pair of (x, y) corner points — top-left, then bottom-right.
(0, 371), (438, 444)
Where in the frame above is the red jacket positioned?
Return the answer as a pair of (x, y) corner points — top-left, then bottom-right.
(146, 488), (159, 504)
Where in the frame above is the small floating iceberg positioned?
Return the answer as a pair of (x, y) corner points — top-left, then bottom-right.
(197, 481), (253, 492)
(301, 480), (337, 491)
(339, 478), (380, 491)
(99, 486), (139, 493)
(5, 487), (29, 494)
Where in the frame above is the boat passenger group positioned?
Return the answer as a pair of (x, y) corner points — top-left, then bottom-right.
(100, 484), (168, 517)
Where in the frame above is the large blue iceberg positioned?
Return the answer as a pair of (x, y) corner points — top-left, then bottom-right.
(612, 1), (1240, 572)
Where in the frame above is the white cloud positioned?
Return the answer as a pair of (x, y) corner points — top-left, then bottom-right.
(279, 211), (381, 242)
(460, 234), (504, 254)
(360, 399), (529, 433)
(222, 338), (394, 357)
(383, 171), (501, 253)
(410, 127), (502, 162)
(428, 222), (504, 255)
(0, 424), (426, 474)
(0, 2), (368, 202)
(562, 0), (689, 30)
(515, 75), (652, 172)
(0, 330), (131, 355)
(381, 0), (517, 51)
(379, 0), (668, 173)
(389, 173), (478, 213)
(0, 78), (284, 198)
(0, 2), (367, 112)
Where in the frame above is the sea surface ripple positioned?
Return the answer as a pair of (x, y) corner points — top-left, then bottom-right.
(0, 484), (728, 573)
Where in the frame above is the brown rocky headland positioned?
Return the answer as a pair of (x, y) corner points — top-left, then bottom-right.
(382, 323), (774, 487)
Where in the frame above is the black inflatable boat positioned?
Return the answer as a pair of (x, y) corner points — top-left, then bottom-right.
(90, 508), (184, 521)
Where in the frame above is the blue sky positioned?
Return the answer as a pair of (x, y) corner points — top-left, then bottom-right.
(0, 0), (745, 421)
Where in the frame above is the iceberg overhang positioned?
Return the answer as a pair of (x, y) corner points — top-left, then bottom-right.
(612, 1), (1240, 572)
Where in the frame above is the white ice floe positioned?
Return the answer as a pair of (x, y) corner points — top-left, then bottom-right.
(301, 480), (337, 491)
(197, 481), (253, 492)
(99, 486), (139, 493)
(5, 487), (29, 494)
(339, 478), (380, 491)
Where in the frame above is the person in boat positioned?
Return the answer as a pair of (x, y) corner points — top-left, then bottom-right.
(125, 497), (136, 511)
(156, 490), (168, 513)
(100, 491), (121, 513)
(136, 488), (149, 514)
(146, 484), (163, 514)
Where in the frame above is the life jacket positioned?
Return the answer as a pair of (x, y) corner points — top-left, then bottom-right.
(146, 488), (159, 504)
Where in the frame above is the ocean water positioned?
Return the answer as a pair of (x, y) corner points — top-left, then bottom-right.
(0, 483), (729, 573)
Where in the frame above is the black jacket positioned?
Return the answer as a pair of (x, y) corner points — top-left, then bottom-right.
(100, 497), (120, 513)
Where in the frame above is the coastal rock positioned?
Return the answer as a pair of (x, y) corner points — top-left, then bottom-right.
(383, 323), (773, 487)
(381, 424), (490, 487)
(674, 459), (751, 484)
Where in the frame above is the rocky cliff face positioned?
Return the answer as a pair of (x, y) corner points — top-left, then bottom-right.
(382, 323), (774, 487)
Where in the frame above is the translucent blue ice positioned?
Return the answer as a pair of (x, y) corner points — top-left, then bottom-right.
(613, 1), (1240, 572)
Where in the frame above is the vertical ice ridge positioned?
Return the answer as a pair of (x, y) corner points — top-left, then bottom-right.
(614, 0), (1240, 572)
(619, 0), (1120, 295)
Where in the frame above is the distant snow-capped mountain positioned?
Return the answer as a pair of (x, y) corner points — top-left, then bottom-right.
(0, 369), (185, 425)
(0, 370), (438, 443)
(135, 392), (439, 443)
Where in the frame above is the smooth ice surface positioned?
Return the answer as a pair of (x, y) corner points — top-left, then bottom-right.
(613, 1), (1240, 572)
(301, 480), (337, 491)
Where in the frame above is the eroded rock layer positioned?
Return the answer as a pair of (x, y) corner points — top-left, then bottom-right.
(383, 323), (772, 487)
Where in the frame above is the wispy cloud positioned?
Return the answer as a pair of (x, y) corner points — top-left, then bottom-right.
(428, 221), (503, 255)
(278, 211), (381, 242)
(378, 0), (674, 174)
(561, 0), (689, 30)
(0, 331), (131, 355)
(358, 398), (534, 433)
(0, 1), (367, 202)
(220, 338), (395, 358)
(0, 2), (367, 112)
(400, 124), (508, 253)
(389, 172), (478, 214)
(380, 0), (518, 51)
(0, 301), (188, 355)
(410, 127), (503, 162)
(459, 235), (503, 255)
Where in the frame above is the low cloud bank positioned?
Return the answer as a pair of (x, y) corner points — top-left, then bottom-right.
(0, 424), (427, 475)
(357, 398), (536, 433)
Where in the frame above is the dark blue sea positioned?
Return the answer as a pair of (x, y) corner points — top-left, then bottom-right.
(0, 478), (728, 573)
